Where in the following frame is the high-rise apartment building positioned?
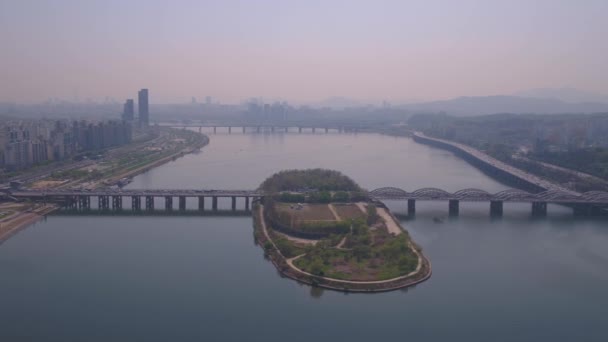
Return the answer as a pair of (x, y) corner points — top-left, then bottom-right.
(138, 89), (149, 127)
(122, 99), (134, 121)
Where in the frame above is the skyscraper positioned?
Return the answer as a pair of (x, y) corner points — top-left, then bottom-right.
(122, 99), (134, 121)
(138, 89), (149, 127)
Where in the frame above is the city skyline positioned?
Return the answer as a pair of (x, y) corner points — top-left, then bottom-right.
(1, 0), (607, 104)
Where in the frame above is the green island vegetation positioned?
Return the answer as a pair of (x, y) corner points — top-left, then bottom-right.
(255, 169), (430, 290)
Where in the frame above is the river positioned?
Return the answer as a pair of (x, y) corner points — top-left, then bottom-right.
(1, 131), (607, 341)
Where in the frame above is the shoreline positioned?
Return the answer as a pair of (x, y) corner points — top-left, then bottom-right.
(0, 129), (210, 242)
(0, 204), (58, 244)
(253, 203), (432, 293)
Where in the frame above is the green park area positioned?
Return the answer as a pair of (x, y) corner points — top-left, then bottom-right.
(258, 169), (424, 284)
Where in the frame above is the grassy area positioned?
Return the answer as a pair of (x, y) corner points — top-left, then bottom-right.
(260, 169), (420, 283)
(293, 230), (418, 281)
(333, 203), (367, 220)
(268, 202), (418, 281)
(267, 230), (310, 258)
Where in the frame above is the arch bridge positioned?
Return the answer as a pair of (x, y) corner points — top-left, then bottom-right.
(369, 187), (608, 217)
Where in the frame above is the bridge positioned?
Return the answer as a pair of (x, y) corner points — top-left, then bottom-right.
(10, 189), (262, 212)
(165, 122), (365, 134)
(8, 187), (608, 217)
(370, 187), (608, 216)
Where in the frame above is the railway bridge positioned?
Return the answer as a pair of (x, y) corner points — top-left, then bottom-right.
(369, 187), (608, 217)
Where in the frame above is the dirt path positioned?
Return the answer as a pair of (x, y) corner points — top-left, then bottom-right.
(355, 202), (367, 215)
(327, 204), (341, 221)
(376, 208), (402, 235)
(274, 231), (318, 245)
(335, 235), (348, 249)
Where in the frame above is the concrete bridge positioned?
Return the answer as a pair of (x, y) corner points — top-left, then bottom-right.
(168, 122), (364, 134)
(11, 189), (262, 212)
(9, 187), (608, 217)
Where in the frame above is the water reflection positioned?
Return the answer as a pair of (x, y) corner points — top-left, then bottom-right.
(309, 286), (325, 299)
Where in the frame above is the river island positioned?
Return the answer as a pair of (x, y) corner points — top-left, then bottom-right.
(253, 169), (431, 292)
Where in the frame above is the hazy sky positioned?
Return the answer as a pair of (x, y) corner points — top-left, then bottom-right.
(1, 0), (607, 104)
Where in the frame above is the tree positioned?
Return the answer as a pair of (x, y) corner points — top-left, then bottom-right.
(353, 245), (371, 262)
(309, 257), (325, 276)
(332, 191), (349, 202)
(263, 241), (274, 251)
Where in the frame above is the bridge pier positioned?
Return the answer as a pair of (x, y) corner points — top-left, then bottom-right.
(531, 202), (547, 217)
(407, 199), (416, 216)
(212, 196), (218, 211)
(132, 196), (141, 211)
(78, 196), (90, 210)
(245, 197), (250, 211)
(232, 196), (236, 211)
(165, 196), (173, 210)
(98, 196), (109, 210)
(449, 200), (460, 217)
(490, 201), (503, 217)
(112, 196), (122, 210)
(146, 196), (154, 210)
(198, 196), (205, 211)
(64, 196), (74, 209)
(179, 196), (186, 211)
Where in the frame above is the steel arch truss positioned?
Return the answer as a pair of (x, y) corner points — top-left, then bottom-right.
(410, 188), (453, 200)
(453, 188), (493, 201)
(369, 187), (409, 198)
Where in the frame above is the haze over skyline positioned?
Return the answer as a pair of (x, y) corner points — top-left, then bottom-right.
(1, 0), (607, 104)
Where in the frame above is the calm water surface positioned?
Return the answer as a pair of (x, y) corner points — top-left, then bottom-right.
(1, 132), (607, 341)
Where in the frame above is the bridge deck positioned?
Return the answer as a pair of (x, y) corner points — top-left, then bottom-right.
(9, 187), (608, 205)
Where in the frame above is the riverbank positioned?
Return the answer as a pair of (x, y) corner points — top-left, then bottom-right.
(253, 202), (432, 292)
(103, 143), (207, 187)
(93, 128), (209, 189)
(0, 204), (57, 244)
(0, 128), (210, 241)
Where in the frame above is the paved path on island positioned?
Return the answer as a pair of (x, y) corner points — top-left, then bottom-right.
(355, 202), (367, 215)
(327, 204), (341, 221)
(376, 208), (402, 235)
(274, 230), (318, 245)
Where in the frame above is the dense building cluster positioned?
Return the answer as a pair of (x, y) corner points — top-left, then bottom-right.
(0, 120), (132, 171)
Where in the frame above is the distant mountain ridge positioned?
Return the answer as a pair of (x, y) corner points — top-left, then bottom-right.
(399, 95), (608, 117)
(513, 87), (608, 104)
